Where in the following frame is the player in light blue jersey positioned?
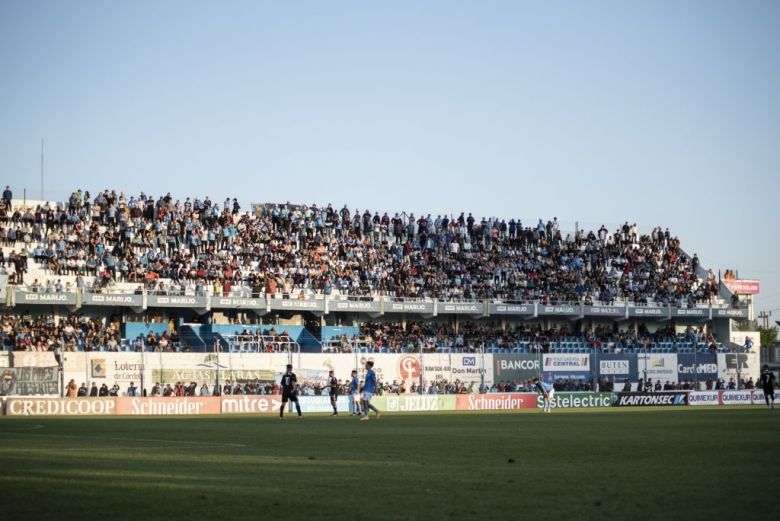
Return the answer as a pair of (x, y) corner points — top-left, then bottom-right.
(360, 360), (381, 421)
(533, 377), (556, 413)
(348, 369), (362, 416)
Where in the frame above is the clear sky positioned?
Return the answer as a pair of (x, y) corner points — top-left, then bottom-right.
(1, 1), (778, 315)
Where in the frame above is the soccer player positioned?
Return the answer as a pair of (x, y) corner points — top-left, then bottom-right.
(279, 364), (302, 419)
(759, 365), (776, 410)
(533, 377), (555, 413)
(326, 370), (339, 416)
(348, 369), (362, 416)
(360, 361), (380, 421)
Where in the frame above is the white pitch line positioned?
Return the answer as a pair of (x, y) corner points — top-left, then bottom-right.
(0, 431), (248, 448)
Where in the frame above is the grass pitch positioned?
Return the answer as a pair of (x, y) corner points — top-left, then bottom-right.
(1, 408), (777, 520)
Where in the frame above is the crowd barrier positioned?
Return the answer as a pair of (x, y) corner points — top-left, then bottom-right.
(1, 351), (762, 400)
(2, 390), (772, 416)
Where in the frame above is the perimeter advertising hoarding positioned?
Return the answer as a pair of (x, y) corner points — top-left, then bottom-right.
(687, 391), (720, 406)
(676, 354), (718, 381)
(455, 393), (536, 411)
(636, 353), (679, 383)
(115, 397), (221, 415)
(719, 390), (753, 405)
(5, 397), (116, 416)
(717, 351), (760, 383)
(221, 395), (283, 414)
(493, 354), (541, 382)
(688, 390), (768, 406)
(61, 352), (291, 390)
(613, 392), (688, 407)
(596, 354), (637, 381)
(542, 354), (591, 381)
(298, 353), (492, 388)
(535, 392), (614, 409)
(384, 395), (456, 412)
(751, 390), (772, 404)
(297, 395), (352, 413)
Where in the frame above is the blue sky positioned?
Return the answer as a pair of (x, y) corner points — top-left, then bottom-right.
(1, 1), (778, 316)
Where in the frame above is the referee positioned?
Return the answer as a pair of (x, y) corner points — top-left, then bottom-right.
(760, 365), (776, 410)
(327, 370), (340, 416)
(279, 364), (303, 419)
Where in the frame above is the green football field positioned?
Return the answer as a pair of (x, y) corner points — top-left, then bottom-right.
(0, 407), (777, 520)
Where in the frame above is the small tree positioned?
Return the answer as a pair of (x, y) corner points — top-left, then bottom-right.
(759, 326), (778, 348)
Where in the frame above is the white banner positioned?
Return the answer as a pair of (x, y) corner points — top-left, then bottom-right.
(543, 354), (590, 372)
(298, 353), (493, 388)
(599, 359), (630, 375)
(687, 391), (720, 406)
(716, 352), (760, 384)
(720, 390), (753, 405)
(636, 353), (678, 383)
(751, 389), (772, 405)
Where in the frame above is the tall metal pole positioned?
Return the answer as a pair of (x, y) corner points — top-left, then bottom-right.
(215, 341), (220, 396)
(40, 139), (44, 200)
(140, 339), (146, 396)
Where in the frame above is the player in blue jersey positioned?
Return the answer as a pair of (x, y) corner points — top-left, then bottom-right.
(348, 369), (362, 416)
(360, 361), (381, 421)
(533, 377), (556, 413)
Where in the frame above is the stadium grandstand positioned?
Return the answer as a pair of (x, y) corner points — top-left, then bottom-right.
(0, 186), (759, 395)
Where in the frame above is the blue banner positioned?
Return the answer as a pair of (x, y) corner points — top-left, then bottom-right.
(595, 353), (638, 382)
(676, 353), (718, 381)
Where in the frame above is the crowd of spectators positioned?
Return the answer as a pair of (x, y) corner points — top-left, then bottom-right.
(323, 321), (722, 353)
(1, 313), (122, 352)
(0, 187), (723, 305)
(224, 328), (298, 352)
(0, 312), (185, 353)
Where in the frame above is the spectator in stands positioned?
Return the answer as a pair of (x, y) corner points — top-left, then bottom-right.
(77, 382), (88, 396)
(66, 379), (77, 397)
(89, 382), (98, 396)
(3, 188), (719, 305)
(200, 383), (210, 396)
(127, 382), (138, 397)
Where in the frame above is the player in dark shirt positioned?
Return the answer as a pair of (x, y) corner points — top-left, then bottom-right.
(279, 364), (302, 419)
(759, 365), (776, 409)
(326, 370), (339, 416)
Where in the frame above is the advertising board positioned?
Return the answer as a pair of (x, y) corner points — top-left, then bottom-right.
(613, 392), (688, 407)
(5, 397), (116, 416)
(455, 393), (536, 411)
(115, 397), (221, 415)
(537, 392), (614, 409)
